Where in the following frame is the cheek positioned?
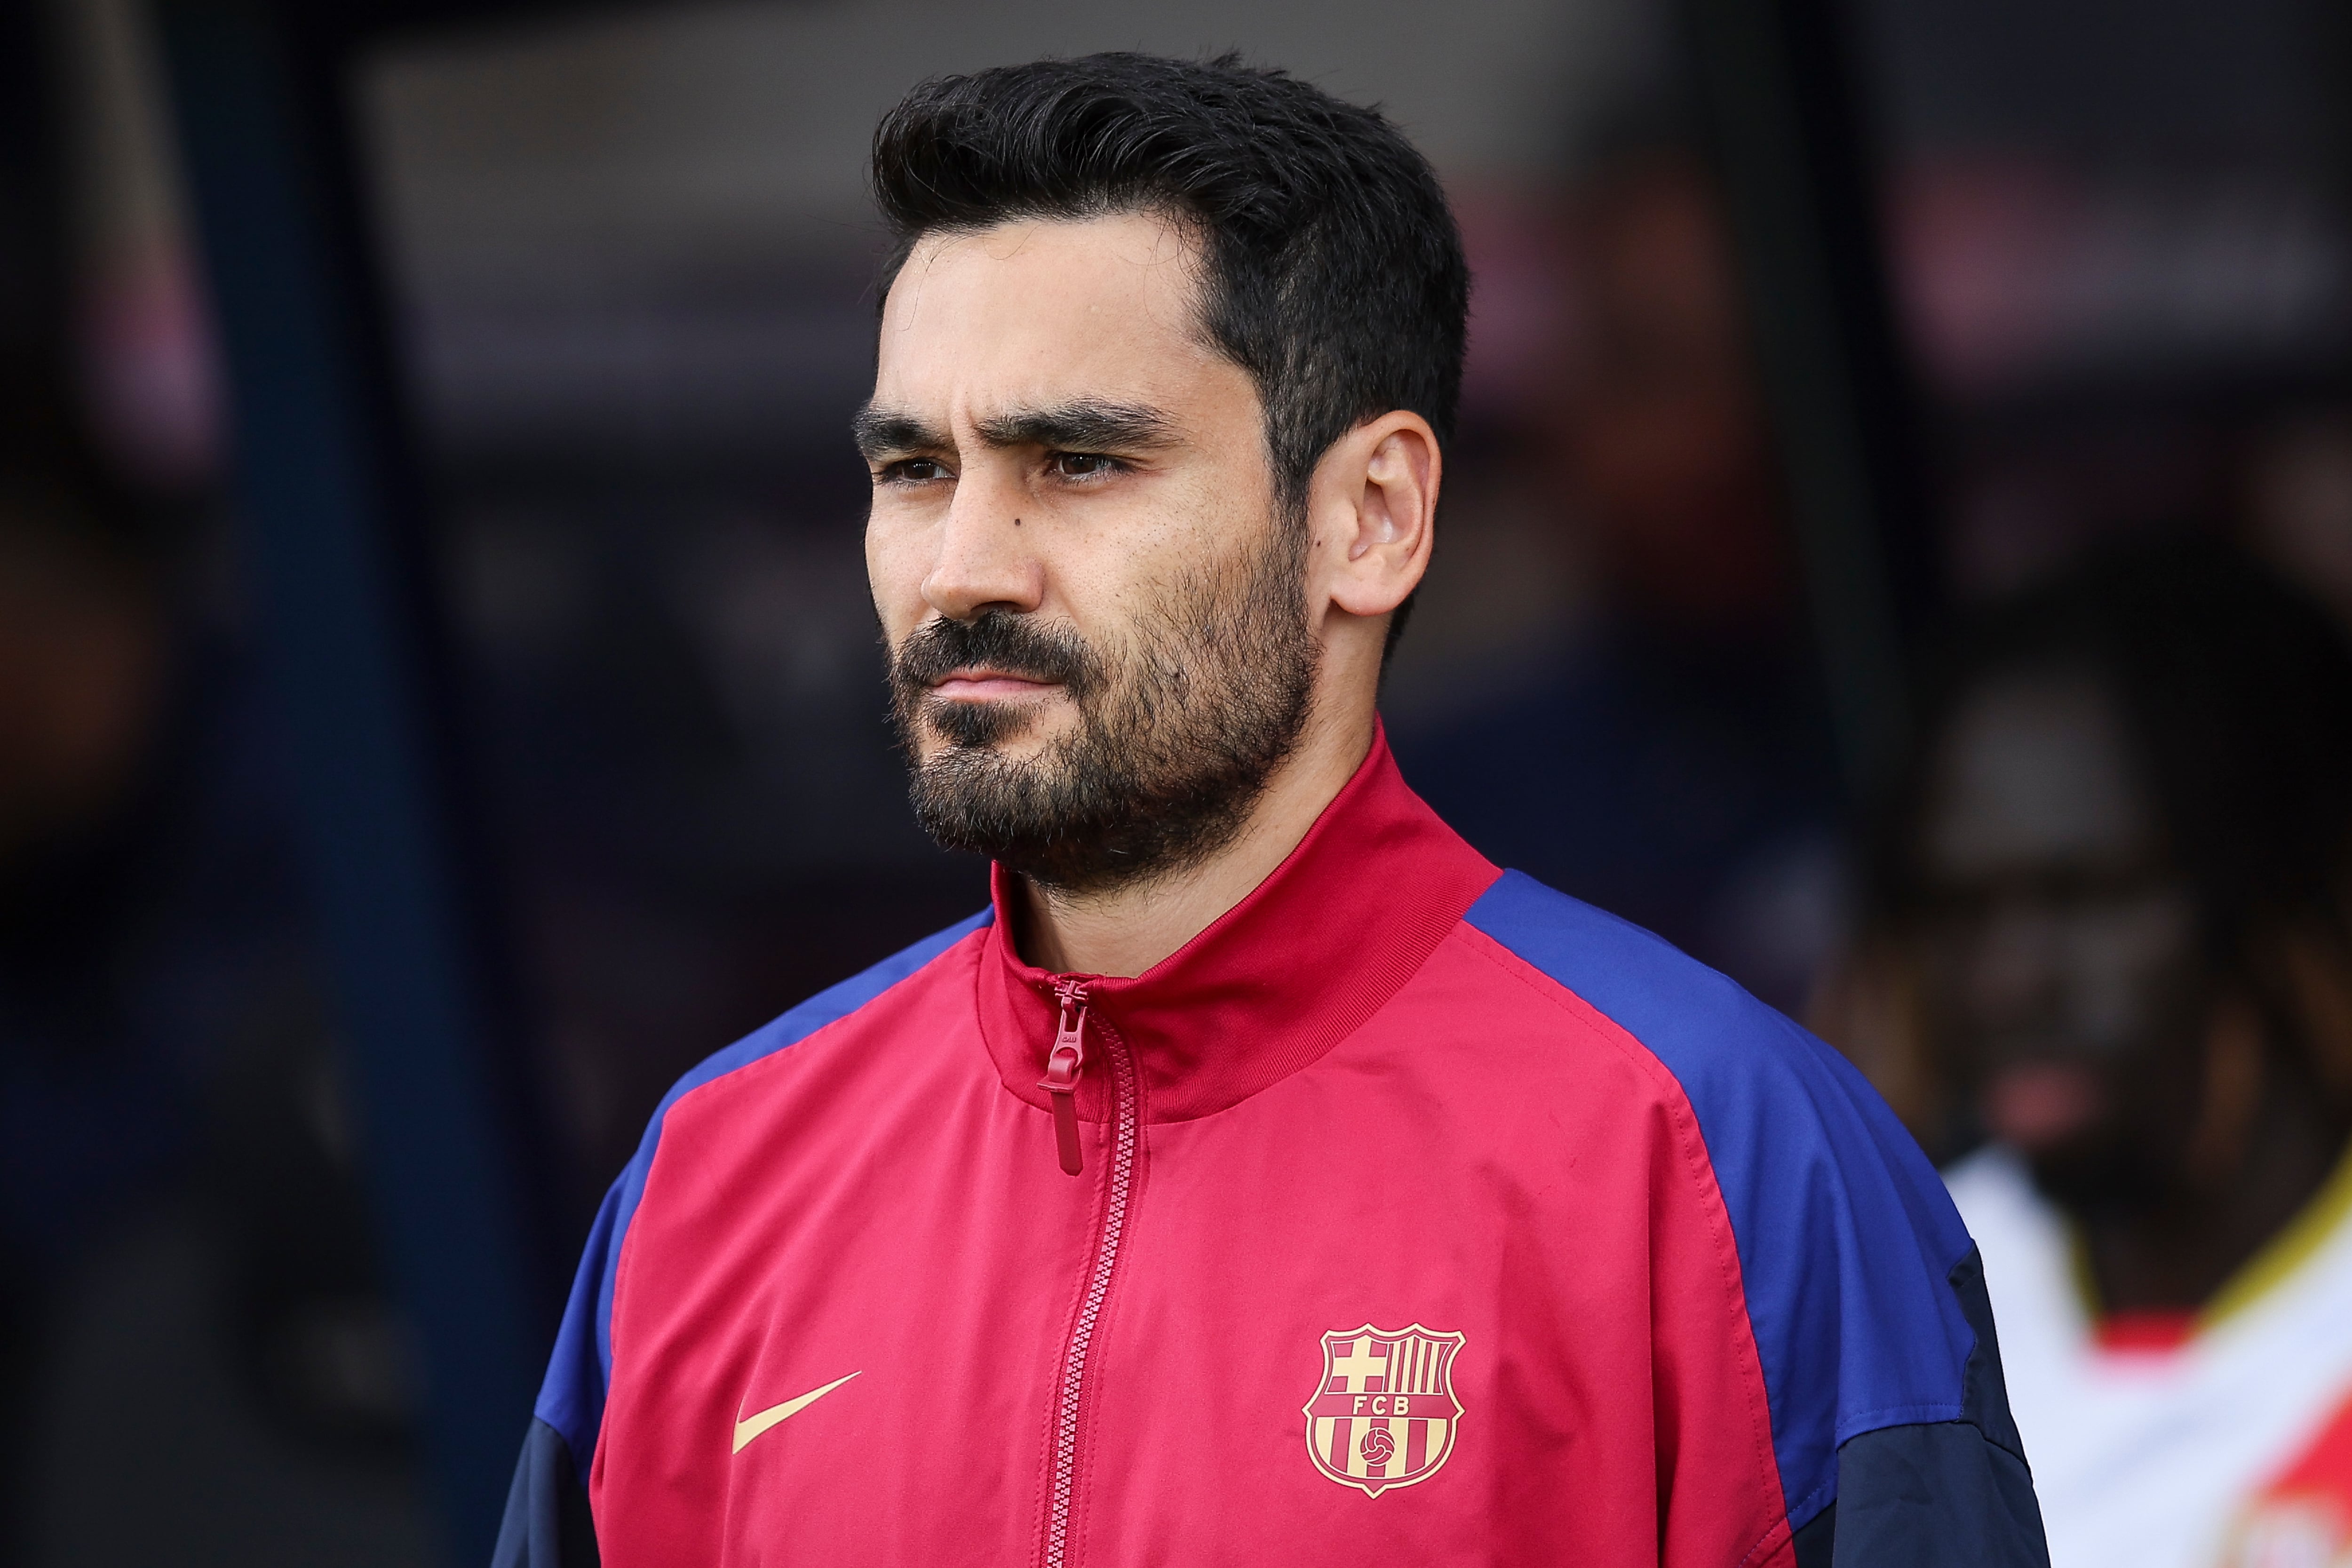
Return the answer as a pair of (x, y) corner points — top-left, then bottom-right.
(1053, 496), (1222, 624)
(2063, 894), (2199, 1050)
(865, 519), (931, 636)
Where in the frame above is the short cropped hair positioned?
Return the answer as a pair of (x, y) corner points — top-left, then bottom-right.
(870, 53), (1470, 526)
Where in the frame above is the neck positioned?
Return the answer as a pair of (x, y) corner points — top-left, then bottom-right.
(1014, 700), (1375, 978)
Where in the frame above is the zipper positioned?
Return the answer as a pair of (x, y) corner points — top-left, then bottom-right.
(1039, 984), (1139, 1568)
(1039, 980), (1089, 1176)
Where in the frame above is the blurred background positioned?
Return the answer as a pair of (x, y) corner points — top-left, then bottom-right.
(1, 0), (2347, 1561)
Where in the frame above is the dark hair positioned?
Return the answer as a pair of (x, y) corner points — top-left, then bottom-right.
(1874, 540), (2352, 986)
(870, 52), (1468, 648)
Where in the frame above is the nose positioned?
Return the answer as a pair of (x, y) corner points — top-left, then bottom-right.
(922, 464), (1043, 622)
(1967, 897), (2064, 1034)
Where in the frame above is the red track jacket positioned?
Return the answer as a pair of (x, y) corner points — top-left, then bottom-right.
(496, 733), (2045, 1566)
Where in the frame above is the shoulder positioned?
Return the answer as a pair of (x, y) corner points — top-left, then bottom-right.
(630, 900), (990, 1182)
(1464, 872), (1982, 1524)
(1463, 871), (1963, 1254)
(553, 910), (991, 1419)
(1465, 870), (1858, 1114)
(647, 907), (991, 1135)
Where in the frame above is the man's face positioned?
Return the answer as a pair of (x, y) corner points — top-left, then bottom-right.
(861, 213), (1317, 892)
(1915, 669), (2209, 1204)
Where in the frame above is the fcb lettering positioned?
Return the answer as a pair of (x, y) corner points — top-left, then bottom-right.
(1303, 1326), (1465, 1496)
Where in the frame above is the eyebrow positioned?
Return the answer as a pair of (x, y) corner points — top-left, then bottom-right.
(851, 403), (948, 461)
(973, 400), (1178, 453)
(852, 398), (1180, 462)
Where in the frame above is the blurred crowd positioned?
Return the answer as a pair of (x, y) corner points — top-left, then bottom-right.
(0, 0), (436, 1558)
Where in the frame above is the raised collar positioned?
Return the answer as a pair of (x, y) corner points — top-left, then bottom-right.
(975, 724), (1501, 1123)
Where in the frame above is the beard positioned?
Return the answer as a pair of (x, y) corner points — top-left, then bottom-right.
(887, 520), (1319, 894)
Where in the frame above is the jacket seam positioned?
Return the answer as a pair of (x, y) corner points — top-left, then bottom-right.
(606, 1001), (878, 1380)
(1458, 925), (1794, 1550)
(1734, 1514), (1797, 1568)
(1839, 1400), (1968, 1439)
(1782, 1474), (1837, 1540)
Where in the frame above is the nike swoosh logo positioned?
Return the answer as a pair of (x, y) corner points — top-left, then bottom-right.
(731, 1371), (862, 1455)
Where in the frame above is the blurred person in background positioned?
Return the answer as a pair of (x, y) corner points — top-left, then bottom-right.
(1822, 541), (2352, 1568)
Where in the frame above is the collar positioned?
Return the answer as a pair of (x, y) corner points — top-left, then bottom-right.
(976, 723), (1501, 1123)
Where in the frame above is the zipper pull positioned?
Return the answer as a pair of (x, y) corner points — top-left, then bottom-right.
(1038, 980), (1089, 1176)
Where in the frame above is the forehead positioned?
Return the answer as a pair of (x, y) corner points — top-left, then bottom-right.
(1922, 667), (2156, 879)
(873, 213), (1235, 419)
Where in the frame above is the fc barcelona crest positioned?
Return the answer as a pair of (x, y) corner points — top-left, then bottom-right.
(1302, 1324), (1466, 1496)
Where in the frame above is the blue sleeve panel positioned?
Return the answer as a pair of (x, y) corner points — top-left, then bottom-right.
(1465, 871), (2043, 1560)
(524, 909), (991, 1484)
(1794, 1250), (2047, 1566)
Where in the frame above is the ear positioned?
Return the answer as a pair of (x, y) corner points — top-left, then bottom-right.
(1305, 411), (1439, 627)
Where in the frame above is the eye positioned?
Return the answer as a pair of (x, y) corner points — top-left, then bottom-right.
(1049, 452), (1121, 479)
(878, 458), (950, 484)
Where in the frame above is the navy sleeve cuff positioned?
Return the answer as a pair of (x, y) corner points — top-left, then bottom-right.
(493, 1417), (600, 1568)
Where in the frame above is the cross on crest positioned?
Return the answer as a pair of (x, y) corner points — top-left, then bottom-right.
(1301, 1324), (1466, 1496)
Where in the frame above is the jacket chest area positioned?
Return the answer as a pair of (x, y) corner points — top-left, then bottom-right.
(649, 1113), (1656, 1565)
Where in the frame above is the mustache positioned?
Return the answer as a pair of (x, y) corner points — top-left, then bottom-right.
(890, 611), (1100, 695)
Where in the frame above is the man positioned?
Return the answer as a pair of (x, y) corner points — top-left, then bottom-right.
(1825, 544), (2352, 1568)
(497, 54), (2043, 1567)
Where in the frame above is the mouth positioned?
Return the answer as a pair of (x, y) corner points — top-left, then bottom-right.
(1981, 1060), (2105, 1152)
(927, 666), (1064, 702)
